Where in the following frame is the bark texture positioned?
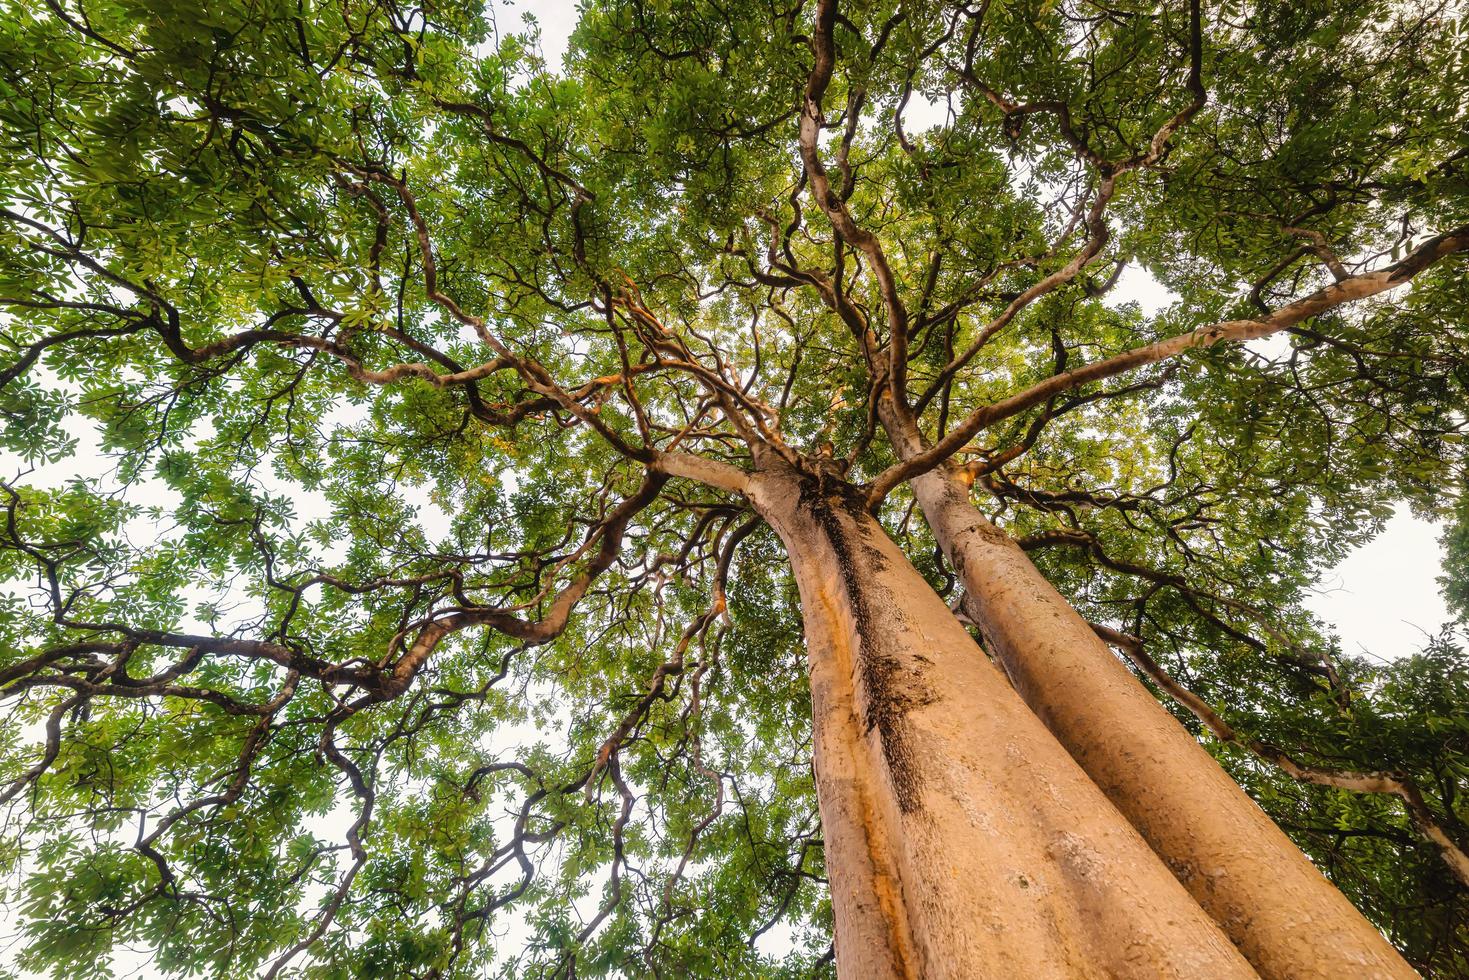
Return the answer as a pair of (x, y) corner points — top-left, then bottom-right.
(902, 455), (1418, 979)
(746, 464), (1259, 979)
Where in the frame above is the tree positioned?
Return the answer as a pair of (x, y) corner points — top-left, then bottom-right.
(0, 0), (1466, 976)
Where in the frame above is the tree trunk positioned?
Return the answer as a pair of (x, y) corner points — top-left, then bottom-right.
(898, 449), (1417, 979)
(746, 463), (1259, 979)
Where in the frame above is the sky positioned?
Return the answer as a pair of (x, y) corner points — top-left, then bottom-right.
(1304, 509), (1451, 661)
(493, 0), (581, 65)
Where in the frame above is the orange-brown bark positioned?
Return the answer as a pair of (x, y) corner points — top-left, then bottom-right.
(747, 463), (1259, 979)
(901, 453), (1418, 979)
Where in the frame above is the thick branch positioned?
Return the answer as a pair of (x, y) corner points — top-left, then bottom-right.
(869, 226), (1469, 503)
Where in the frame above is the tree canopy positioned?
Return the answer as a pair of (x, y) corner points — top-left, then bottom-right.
(0, 0), (1467, 976)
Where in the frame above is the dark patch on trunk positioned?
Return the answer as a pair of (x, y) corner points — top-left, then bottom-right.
(798, 472), (929, 813)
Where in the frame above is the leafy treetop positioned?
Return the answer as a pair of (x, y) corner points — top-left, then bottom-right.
(0, 0), (1467, 976)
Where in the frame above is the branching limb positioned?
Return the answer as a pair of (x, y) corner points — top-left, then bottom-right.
(868, 225), (1469, 503)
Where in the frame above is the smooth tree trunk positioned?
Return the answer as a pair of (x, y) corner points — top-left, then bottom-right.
(895, 440), (1417, 978)
(746, 462), (1259, 979)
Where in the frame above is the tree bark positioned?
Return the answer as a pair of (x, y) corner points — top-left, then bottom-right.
(895, 442), (1417, 979)
(746, 463), (1259, 979)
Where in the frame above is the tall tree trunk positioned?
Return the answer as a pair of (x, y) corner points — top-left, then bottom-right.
(887, 415), (1416, 977)
(746, 463), (1259, 979)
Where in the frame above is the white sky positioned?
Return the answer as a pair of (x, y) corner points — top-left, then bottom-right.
(493, 0), (580, 65)
(1305, 508), (1450, 662)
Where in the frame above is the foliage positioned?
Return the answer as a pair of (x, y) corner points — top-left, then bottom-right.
(0, 0), (1466, 975)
